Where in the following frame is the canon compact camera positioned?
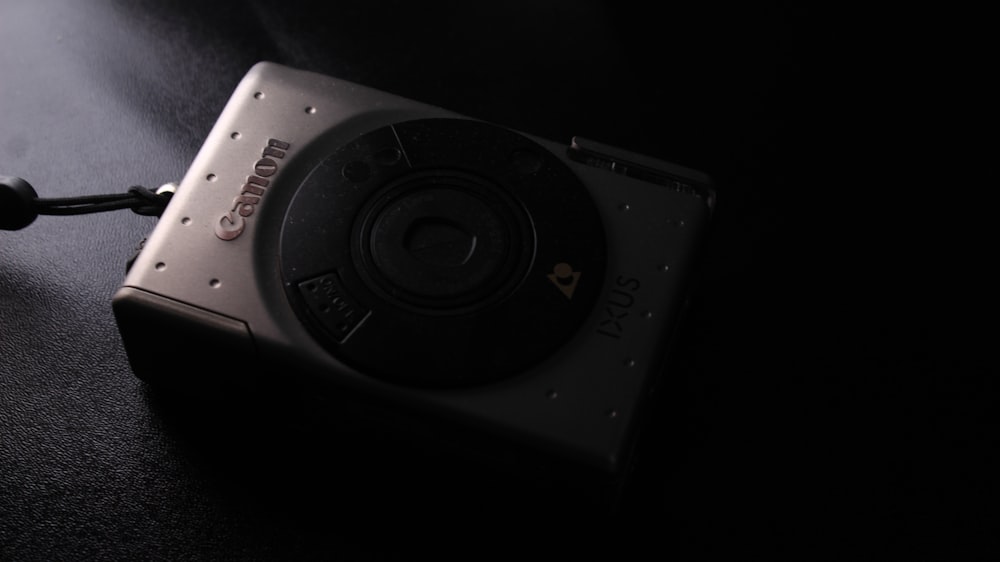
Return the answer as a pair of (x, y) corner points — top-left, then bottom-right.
(112, 62), (715, 505)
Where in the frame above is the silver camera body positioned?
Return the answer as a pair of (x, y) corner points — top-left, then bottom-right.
(113, 62), (714, 502)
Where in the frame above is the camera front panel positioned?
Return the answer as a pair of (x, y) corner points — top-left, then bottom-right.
(114, 62), (715, 492)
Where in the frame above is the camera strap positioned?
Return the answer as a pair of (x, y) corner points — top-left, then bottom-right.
(1, 176), (174, 231)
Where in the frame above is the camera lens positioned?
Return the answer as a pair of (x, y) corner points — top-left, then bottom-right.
(357, 171), (532, 314)
(280, 118), (606, 387)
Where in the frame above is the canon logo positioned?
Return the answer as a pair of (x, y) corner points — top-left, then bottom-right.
(215, 138), (291, 240)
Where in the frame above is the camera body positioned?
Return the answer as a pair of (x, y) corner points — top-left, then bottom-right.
(112, 62), (714, 504)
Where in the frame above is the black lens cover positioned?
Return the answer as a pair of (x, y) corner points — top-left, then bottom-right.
(279, 118), (606, 388)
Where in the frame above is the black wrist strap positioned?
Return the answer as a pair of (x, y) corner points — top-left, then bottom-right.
(1, 176), (174, 230)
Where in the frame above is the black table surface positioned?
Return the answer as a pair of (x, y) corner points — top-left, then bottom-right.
(1, 1), (991, 560)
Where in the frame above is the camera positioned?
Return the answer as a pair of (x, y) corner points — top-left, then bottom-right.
(112, 62), (715, 508)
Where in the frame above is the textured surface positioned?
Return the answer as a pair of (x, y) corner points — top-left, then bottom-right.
(1, 1), (988, 560)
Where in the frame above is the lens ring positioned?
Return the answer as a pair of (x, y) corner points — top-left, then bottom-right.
(353, 169), (534, 315)
(279, 118), (606, 388)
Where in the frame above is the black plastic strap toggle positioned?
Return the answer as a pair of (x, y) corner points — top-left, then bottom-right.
(0, 176), (40, 230)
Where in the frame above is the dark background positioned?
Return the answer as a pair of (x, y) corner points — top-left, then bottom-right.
(1, 1), (990, 560)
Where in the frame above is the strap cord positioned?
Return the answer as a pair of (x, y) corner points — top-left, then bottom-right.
(33, 186), (172, 217)
(1, 176), (175, 230)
